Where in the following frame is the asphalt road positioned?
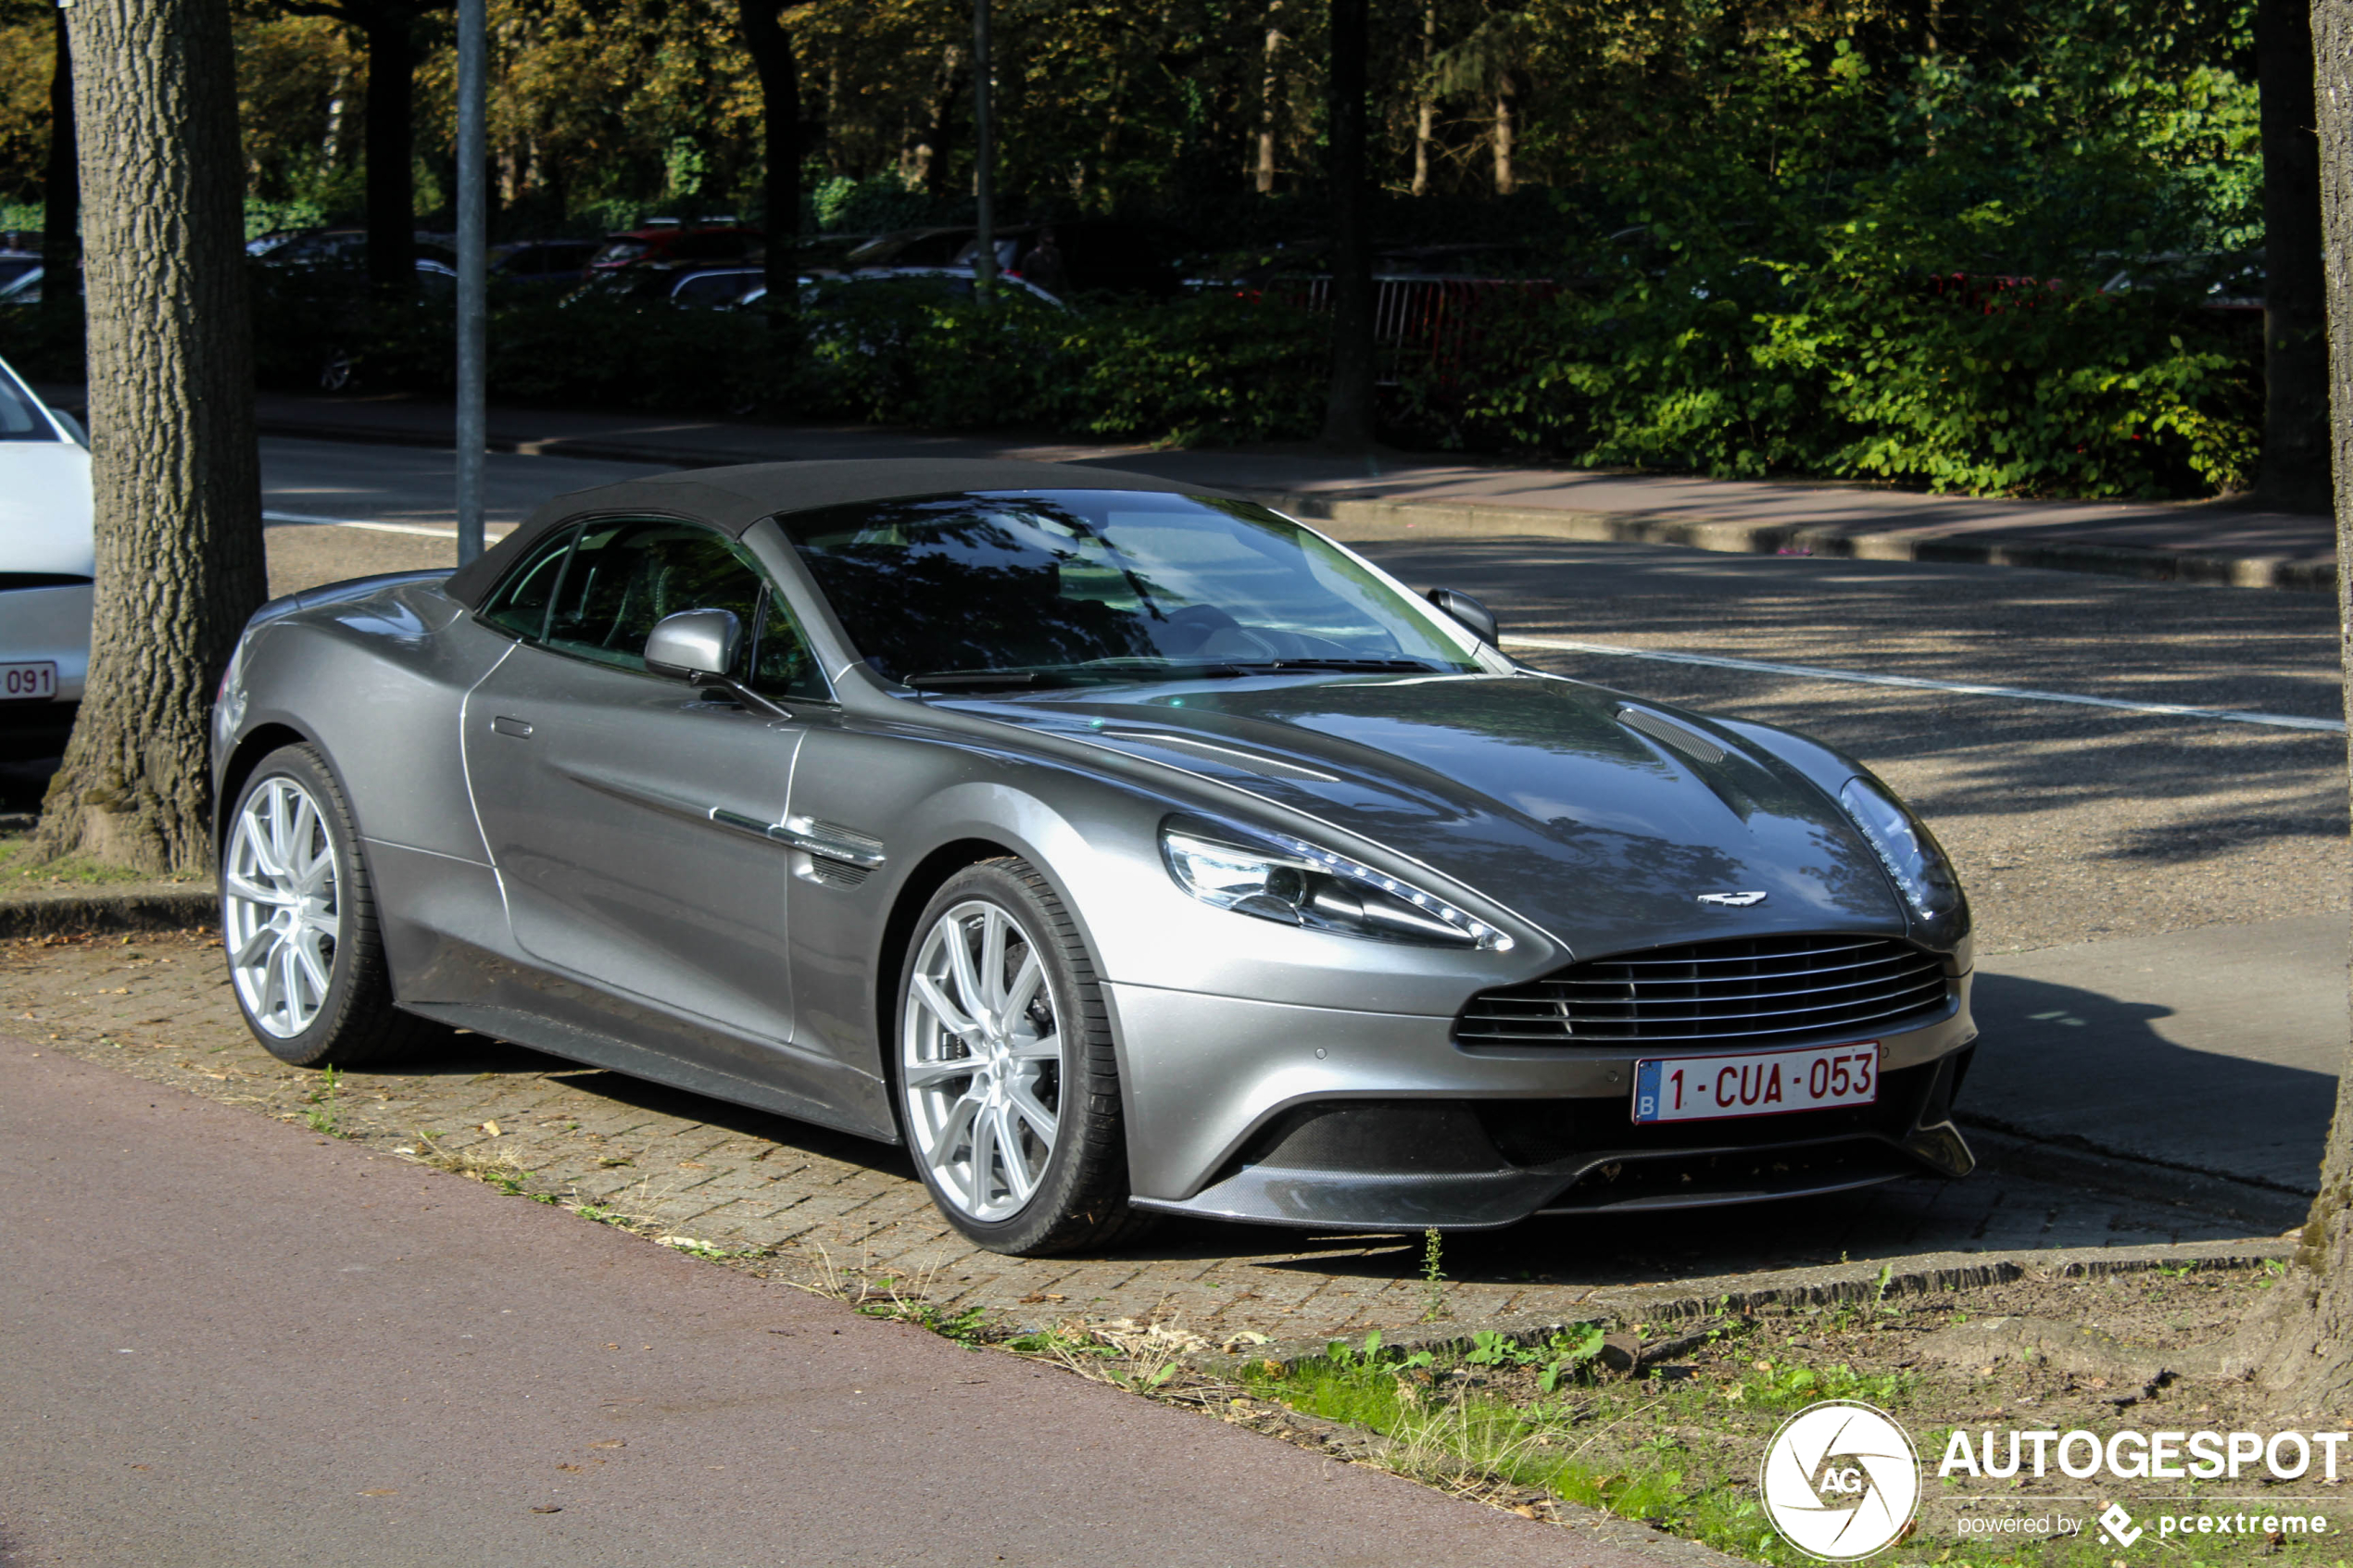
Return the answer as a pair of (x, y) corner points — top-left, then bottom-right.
(253, 435), (2353, 1198)
(1, 1037), (1636, 1568)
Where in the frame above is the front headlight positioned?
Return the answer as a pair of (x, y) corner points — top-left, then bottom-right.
(1838, 776), (1966, 927)
(1160, 819), (1513, 951)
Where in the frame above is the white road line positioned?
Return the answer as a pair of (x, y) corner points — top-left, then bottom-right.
(1503, 634), (2347, 734)
(263, 509), (459, 539)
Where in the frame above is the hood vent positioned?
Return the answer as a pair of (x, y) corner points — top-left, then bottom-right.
(1617, 707), (1726, 766)
(1099, 730), (1339, 783)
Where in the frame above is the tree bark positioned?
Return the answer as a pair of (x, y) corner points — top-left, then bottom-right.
(36, 0), (266, 875)
(2259, 0), (2333, 511)
(41, 6), (79, 325)
(1320, 0), (1376, 449)
(360, 5), (417, 293)
(1492, 78), (1516, 195)
(2253, 0), (2353, 1410)
(1256, 0), (1285, 194)
(738, 0), (801, 303)
(1411, 0), (1434, 197)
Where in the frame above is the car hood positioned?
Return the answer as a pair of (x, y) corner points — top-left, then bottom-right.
(0, 440), (94, 575)
(975, 671), (1910, 960)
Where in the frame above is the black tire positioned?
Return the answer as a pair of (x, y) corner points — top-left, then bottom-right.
(892, 858), (1157, 1257)
(219, 744), (434, 1069)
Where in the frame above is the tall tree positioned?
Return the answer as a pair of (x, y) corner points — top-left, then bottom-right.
(736, 0), (800, 302)
(35, 0), (266, 873)
(39, 3), (75, 323)
(1320, 0), (1374, 448)
(2258, 0), (2353, 1406)
(278, 0), (449, 292)
(2258, 0), (2331, 512)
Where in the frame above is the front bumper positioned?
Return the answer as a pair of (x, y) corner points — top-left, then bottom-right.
(1110, 976), (1976, 1230)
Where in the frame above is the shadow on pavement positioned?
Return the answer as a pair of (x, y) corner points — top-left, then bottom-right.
(1967, 968), (2333, 1194)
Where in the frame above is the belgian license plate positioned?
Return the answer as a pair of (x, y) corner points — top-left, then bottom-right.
(0, 662), (57, 701)
(1632, 1042), (1879, 1124)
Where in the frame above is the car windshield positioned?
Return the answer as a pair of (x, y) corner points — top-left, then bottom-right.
(0, 366), (57, 441)
(778, 489), (1480, 686)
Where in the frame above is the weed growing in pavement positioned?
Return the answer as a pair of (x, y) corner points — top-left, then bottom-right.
(1419, 1229), (1448, 1322)
(304, 1065), (343, 1135)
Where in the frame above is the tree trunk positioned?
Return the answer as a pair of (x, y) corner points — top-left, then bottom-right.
(738, 0), (800, 306)
(361, 5), (416, 294)
(2244, 0), (2353, 1411)
(38, 0), (266, 875)
(1320, 0), (1376, 449)
(1411, 0), (1434, 197)
(2259, 0), (2333, 511)
(1256, 0), (1285, 194)
(41, 6), (79, 325)
(1492, 78), (1516, 195)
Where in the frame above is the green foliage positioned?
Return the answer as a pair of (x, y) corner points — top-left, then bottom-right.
(1397, 36), (2262, 501)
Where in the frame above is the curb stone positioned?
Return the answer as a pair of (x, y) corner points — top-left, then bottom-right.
(1254, 490), (2337, 595)
(0, 888), (214, 939)
(1198, 1236), (2297, 1376)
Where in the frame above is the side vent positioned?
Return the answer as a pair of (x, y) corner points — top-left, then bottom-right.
(1617, 706), (1727, 766)
(795, 818), (884, 888)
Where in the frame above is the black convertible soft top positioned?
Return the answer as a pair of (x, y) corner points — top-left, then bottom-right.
(440, 458), (1228, 608)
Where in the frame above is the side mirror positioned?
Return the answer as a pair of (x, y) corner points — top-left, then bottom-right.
(644, 608), (741, 680)
(1424, 588), (1499, 646)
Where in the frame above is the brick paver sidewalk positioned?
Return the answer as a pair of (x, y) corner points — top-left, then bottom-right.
(3, 929), (2284, 1351)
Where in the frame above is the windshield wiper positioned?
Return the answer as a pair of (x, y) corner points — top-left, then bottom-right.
(1222, 658), (1446, 673)
(904, 669), (1051, 692)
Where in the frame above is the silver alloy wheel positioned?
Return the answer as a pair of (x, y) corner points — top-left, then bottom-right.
(901, 899), (1063, 1222)
(222, 775), (343, 1039)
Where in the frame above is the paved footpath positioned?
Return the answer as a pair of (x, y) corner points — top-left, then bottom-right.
(1, 932), (2296, 1364)
(37, 384), (2337, 590)
(2, 1038), (1674, 1568)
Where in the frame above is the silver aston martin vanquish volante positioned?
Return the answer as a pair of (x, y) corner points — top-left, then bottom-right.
(213, 459), (1976, 1256)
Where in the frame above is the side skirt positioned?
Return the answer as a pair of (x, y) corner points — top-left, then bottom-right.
(396, 999), (903, 1146)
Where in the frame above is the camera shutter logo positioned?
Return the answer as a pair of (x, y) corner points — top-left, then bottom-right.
(1759, 1400), (1921, 1560)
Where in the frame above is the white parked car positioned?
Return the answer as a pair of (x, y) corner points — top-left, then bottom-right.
(0, 354), (93, 761)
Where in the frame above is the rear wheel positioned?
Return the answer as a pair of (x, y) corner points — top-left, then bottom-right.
(896, 859), (1153, 1256)
(220, 744), (432, 1069)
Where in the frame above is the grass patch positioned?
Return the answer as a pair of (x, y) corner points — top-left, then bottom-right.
(0, 832), (202, 891)
(1227, 1268), (2324, 1567)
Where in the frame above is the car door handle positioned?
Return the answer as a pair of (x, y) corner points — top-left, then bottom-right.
(492, 715), (534, 738)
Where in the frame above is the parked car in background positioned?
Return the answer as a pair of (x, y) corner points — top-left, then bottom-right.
(847, 220), (1180, 297)
(591, 222), (763, 273)
(737, 267), (1064, 313)
(665, 267), (768, 308)
(0, 352), (94, 763)
(491, 239), (600, 288)
(0, 263), (40, 307)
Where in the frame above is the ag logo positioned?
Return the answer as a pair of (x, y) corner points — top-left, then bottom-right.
(1759, 1399), (1920, 1560)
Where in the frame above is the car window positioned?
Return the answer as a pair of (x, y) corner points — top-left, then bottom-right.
(779, 489), (1480, 684)
(0, 368), (59, 442)
(476, 525), (576, 638)
(536, 517), (826, 700)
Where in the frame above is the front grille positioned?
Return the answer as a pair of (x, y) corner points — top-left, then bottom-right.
(1457, 934), (1948, 1046)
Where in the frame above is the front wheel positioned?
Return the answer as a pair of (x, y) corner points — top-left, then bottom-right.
(896, 859), (1152, 1257)
(220, 744), (431, 1068)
